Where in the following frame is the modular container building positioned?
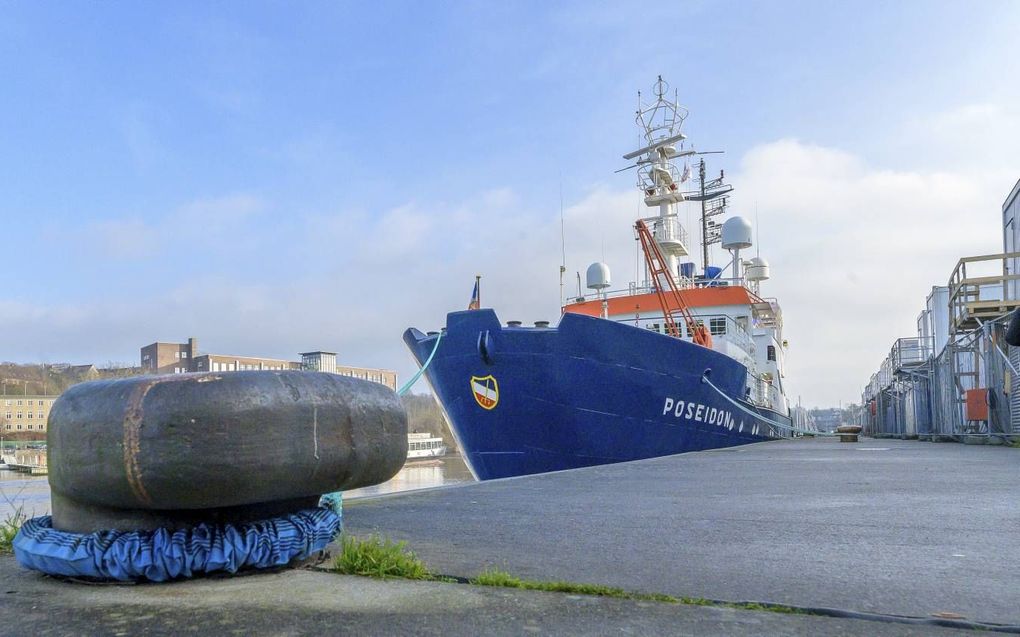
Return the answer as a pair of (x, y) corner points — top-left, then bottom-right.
(862, 175), (1020, 441)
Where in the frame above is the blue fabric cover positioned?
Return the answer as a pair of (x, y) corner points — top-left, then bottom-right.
(13, 507), (341, 582)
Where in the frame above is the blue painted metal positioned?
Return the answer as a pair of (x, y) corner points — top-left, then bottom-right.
(404, 309), (792, 481)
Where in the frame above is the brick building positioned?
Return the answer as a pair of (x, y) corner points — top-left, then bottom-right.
(2, 394), (58, 435)
(140, 338), (397, 390)
(140, 338), (200, 375)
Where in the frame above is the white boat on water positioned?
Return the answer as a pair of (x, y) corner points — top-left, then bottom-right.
(407, 432), (447, 460)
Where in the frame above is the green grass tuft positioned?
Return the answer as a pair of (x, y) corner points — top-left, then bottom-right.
(471, 568), (677, 602)
(472, 568), (524, 588)
(0, 507), (26, 554)
(734, 602), (804, 614)
(331, 543), (808, 617)
(332, 534), (431, 580)
(679, 596), (716, 606)
(680, 597), (808, 614)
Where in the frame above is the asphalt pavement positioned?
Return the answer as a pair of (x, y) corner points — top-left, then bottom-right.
(345, 437), (1020, 628)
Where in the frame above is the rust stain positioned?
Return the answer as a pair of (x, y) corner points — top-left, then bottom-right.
(123, 379), (156, 506)
(122, 373), (201, 507)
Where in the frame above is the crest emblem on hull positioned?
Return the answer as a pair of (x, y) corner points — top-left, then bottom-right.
(471, 375), (499, 410)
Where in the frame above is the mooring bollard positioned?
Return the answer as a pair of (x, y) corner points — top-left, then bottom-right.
(836, 425), (862, 443)
(14, 370), (410, 582)
(47, 370), (408, 533)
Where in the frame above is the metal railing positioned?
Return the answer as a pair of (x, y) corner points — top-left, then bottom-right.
(647, 214), (689, 253)
(890, 337), (928, 370)
(573, 276), (749, 305)
(948, 251), (1020, 334)
(616, 312), (754, 353)
(746, 370), (766, 406)
(863, 313), (1020, 441)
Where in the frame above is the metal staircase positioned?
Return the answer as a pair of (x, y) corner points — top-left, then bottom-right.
(635, 218), (711, 347)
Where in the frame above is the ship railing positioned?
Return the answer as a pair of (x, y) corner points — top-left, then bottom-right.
(637, 164), (685, 193)
(749, 297), (783, 331)
(744, 370), (772, 409)
(767, 382), (782, 411)
(574, 275), (748, 304)
(709, 314), (753, 353)
(620, 313), (753, 353)
(643, 213), (690, 252)
(745, 371), (762, 405)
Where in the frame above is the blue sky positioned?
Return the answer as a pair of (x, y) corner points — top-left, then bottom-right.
(2, 1), (1019, 406)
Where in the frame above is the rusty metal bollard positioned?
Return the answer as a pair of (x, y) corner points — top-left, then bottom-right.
(48, 371), (407, 533)
(836, 425), (862, 443)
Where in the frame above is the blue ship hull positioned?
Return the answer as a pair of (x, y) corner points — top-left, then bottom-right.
(404, 309), (791, 481)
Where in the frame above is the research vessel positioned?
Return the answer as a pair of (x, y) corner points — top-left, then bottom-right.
(405, 77), (793, 480)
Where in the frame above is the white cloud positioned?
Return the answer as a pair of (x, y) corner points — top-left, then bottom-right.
(89, 218), (159, 259)
(176, 194), (264, 227)
(84, 193), (268, 261)
(732, 138), (1017, 406)
(10, 131), (1020, 409)
(904, 103), (1020, 175)
(3, 186), (635, 383)
(121, 104), (166, 169)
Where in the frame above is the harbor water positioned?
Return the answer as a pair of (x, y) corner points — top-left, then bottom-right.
(0, 453), (476, 521)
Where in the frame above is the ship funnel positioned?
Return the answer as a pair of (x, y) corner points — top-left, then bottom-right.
(586, 262), (611, 290)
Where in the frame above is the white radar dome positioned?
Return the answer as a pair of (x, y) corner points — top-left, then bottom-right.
(586, 262), (611, 290)
(746, 256), (770, 282)
(721, 216), (753, 250)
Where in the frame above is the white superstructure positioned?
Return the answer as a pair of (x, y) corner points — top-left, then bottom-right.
(563, 77), (791, 417)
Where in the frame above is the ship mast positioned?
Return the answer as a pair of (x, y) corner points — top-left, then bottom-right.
(688, 158), (733, 274)
(623, 76), (694, 284)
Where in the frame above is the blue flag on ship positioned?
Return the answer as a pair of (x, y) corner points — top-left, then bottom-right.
(468, 279), (480, 310)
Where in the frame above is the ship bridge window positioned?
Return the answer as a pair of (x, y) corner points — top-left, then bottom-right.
(709, 317), (727, 336)
(767, 345), (777, 361)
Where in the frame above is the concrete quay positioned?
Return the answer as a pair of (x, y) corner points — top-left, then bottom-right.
(0, 556), (974, 636)
(344, 437), (1020, 631)
(1, 437), (1016, 635)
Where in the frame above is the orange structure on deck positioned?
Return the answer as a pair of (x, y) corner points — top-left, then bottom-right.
(563, 286), (754, 318)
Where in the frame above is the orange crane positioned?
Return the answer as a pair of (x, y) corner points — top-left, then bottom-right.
(634, 219), (712, 348)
